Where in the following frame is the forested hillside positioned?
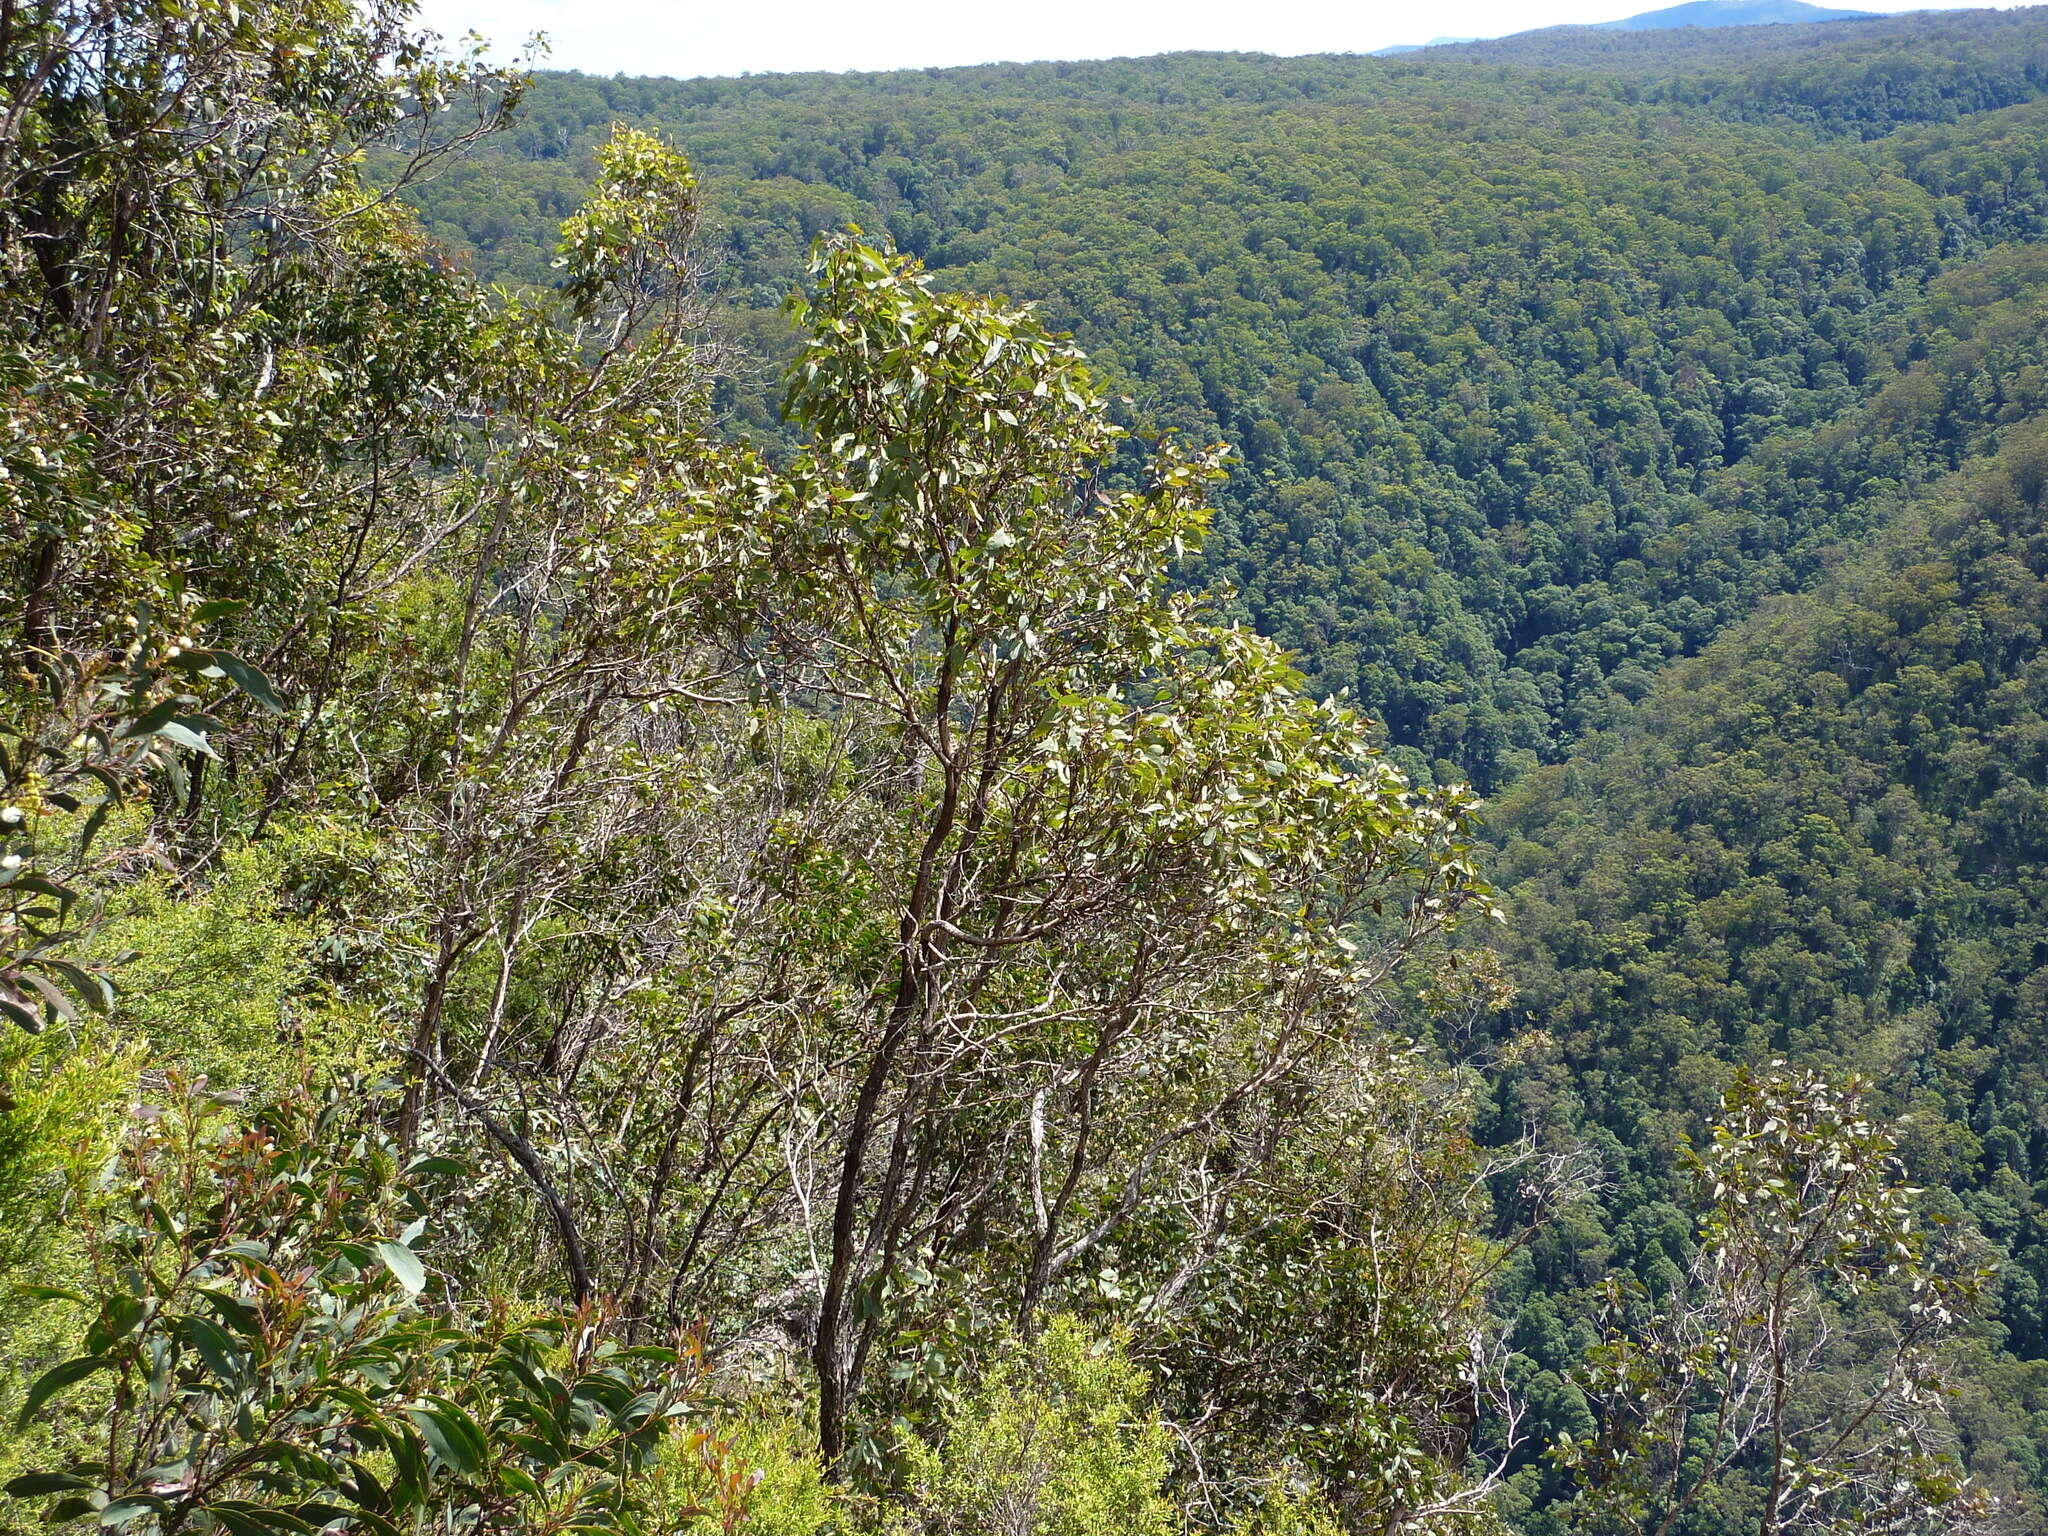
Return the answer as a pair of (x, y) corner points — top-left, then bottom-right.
(1482, 243), (2048, 1524)
(403, 11), (2048, 791)
(8, 5), (2048, 1536)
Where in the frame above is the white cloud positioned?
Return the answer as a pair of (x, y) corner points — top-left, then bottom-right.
(409, 0), (2022, 80)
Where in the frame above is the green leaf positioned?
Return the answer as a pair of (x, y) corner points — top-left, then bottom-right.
(617, 1390), (667, 1428)
(290, 1504), (355, 1530)
(496, 1466), (540, 1499)
(4, 1472), (92, 1497)
(84, 1295), (147, 1354)
(406, 1400), (487, 1476)
(11, 1284), (87, 1304)
(403, 1155), (468, 1180)
(184, 1315), (241, 1379)
(42, 960), (114, 1014)
(100, 1495), (169, 1528)
(17, 1356), (113, 1428)
(151, 720), (216, 757)
(77, 797), (114, 854)
(197, 1287), (262, 1337)
(118, 695), (195, 740)
(205, 1501), (314, 1536)
(372, 1241), (426, 1297)
(235, 1443), (330, 1483)
(341, 1458), (390, 1513)
(384, 1427), (427, 1507)
(0, 993), (43, 1033)
(0, 872), (72, 901)
(206, 1508), (271, 1536)
(206, 652), (285, 715)
(19, 973), (76, 1024)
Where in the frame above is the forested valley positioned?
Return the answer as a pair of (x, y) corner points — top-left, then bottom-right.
(8, 4), (2048, 1535)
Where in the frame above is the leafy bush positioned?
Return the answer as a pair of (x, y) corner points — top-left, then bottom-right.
(88, 822), (379, 1090)
(898, 1320), (1173, 1536)
(636, 1406), (840, 1536)
(3, 1080), (717, 1536)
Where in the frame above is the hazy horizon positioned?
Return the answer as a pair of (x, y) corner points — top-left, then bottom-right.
(409, 0), (2025, 82)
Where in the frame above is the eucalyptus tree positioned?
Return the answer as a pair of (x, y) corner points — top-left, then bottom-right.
(1561, 1066), (1995, 1536)
(418, 237), (1511, 1500)
(715, 240), (1501, 1472)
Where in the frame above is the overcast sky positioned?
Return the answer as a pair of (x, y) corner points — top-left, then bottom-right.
(407, 0), (2020, 80)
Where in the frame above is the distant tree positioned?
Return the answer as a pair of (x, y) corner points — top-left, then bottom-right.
(1559, 1065), (1995, 1536)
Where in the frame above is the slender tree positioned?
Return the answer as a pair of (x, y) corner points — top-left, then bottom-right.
(1562, 1065), (1995, 1536)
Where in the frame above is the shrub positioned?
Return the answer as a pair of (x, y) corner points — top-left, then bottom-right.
(900, 1320), (1173, 1536)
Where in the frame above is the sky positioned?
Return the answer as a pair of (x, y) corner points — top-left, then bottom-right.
(408, 0), (2020, 80)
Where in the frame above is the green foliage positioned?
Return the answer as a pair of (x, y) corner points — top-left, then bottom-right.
(1140, 1044), (1522, 1534)
(1466, 8), (2048, 137)
(557, 126), (704, 317)
(897, 1320), (1174, 1536)
(3, 1082), (708, 1536)
(1559, 1066), (1991, 1536)
(692, 1412), (837, 1536)
(1487, 397), (2048, 1342)
(86, 822), (376, 1088)
(17, 2), (2048, 1534)
(750, 234), (1497, 1473)
(1225, 1491), (1348, 1536)
(2, 2), (1517, 1524)
(0, 1024), (132, 1271)
(0, 0), (514, 1035)
(397, 9), (2048, 793)
(0, 607), (280, 1035)
(0, 1021), (136, 1526)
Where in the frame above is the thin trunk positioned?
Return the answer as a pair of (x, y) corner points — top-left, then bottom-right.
(18, 531), (59, 660)
(398, 925), (467, 1150)
(1019, 1053), (1105, 1333)
(812, 998), (914, 1471)
(1760, 1291), (1789, 1536)
(813, 625), (963, 1471)
(415, 1050), (594, 1307)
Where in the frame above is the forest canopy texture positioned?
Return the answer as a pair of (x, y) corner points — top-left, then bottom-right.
(7, 4), (2048, 1536)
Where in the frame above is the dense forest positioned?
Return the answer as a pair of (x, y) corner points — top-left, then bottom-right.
(9, 4), (2048, 1536)
(401, 9), (2048, 791)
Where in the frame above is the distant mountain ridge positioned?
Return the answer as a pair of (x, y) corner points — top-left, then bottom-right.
(1598, 0), (1878, 28)
(1376, 0), (1877, 54)
(1371, 35), (1480, 55)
